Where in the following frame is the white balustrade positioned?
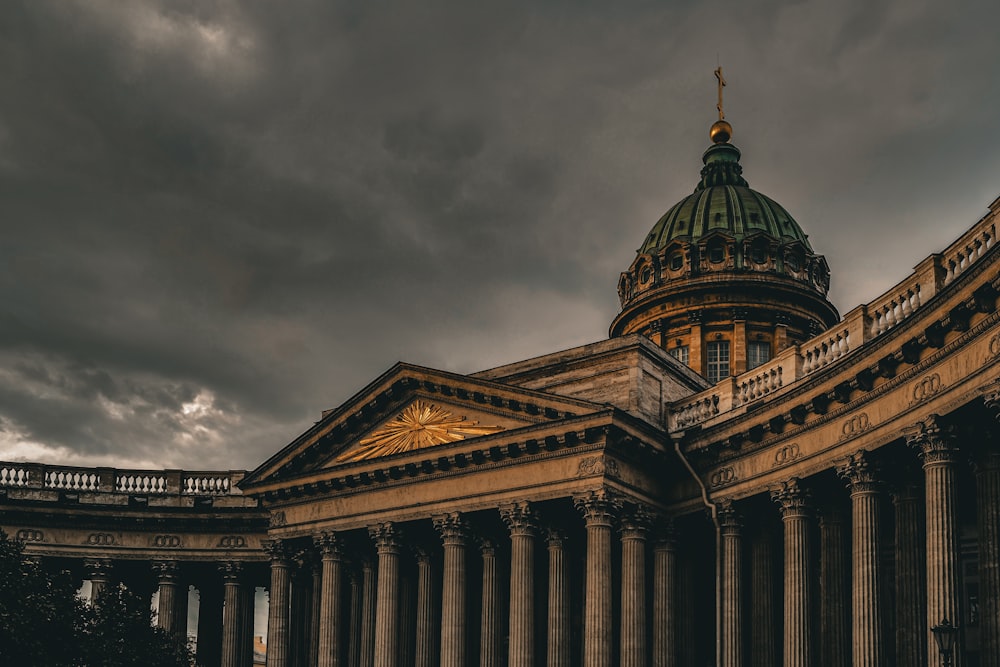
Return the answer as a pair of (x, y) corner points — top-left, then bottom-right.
(116, 473), (168, 494)
(802, 328), (852, 374)
(0, 465), (30, 487)
(672, 394), (720, 429)
(45, 469), (100, 491)
(737, 365), (783, 405)
(183, 474), (232, 495)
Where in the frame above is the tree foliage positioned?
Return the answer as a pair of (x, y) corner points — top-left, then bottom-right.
(0, 530), (193, 666)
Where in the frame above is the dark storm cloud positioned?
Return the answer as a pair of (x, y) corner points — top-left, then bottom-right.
(1, 0), (999, 469)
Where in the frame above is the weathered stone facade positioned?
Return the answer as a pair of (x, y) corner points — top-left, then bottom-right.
(3, 130), (1000, 667)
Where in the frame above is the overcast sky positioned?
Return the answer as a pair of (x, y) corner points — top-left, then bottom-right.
(1, 0), (999, 471)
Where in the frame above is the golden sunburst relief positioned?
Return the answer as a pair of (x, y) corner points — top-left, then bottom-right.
(334, 400), (505, 463)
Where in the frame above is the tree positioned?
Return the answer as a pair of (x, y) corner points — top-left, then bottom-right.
(0, 530), (193, 666)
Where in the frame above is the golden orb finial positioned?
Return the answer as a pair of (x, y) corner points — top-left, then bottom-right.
(710, 119), (732, 144)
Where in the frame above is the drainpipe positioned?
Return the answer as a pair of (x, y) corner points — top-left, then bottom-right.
(674, 437), (722, 667)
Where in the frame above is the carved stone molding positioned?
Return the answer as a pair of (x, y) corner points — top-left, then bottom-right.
(84, 557), (113, 580)
(499, 500), (539, 536)
(545, 527), (567, 548)
(577, 455), (620, 478)
(836, 449), (881, 494)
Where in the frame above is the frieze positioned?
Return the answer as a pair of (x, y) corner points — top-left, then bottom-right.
(771, 443), (801, 468)
(16, 528), (44, 542)
(709, 467), (737, 489)
(989, 332), (1000, 360)
(217, 535), (248, 549)
(85, 532), (117, 546)
(269, 510), (287, 527)
(910, 373), (944, 405)
(151, 534), (182, 548)
(839, 412), (871, 441)
(576, 456), (619, 478)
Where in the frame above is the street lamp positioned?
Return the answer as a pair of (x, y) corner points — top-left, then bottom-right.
(931, 618), (958, 667)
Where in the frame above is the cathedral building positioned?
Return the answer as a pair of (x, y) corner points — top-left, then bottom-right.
(2, 84), (1000, 667)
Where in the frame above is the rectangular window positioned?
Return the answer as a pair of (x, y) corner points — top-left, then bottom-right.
(669, 345), (689, 365)
(747, 341), (771, 370)
(706, 341), (730, 384)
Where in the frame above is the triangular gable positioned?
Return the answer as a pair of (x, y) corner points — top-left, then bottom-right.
(240, 362), (605, 489)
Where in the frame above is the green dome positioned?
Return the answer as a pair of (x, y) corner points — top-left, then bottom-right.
(638, 142), (813, 254)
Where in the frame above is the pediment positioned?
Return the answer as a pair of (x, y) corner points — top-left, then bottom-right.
(326, 397), (523, 465)
(240, 363), (604, 490)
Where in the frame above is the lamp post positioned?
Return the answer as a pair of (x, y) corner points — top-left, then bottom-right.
(931, 619), (958, 667)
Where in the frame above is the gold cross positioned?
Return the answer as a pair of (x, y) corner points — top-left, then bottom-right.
(715, 66), (726, 120)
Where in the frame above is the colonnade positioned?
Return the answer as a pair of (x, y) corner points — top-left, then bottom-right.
(74, 556), (263, 667)
(713, 413), (1000, 667)
(263, 491), (681, 667)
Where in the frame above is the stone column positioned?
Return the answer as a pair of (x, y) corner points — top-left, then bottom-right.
(153, 560), (181, 633)
(288, 558), (312, 667)
(399, 571), (416, 667)
(837, 450), (884, 667)
(818, 505), (849, 667)
(370, 523), (402, 667)
(719, 501), (743, 667)
(652, 522), (677, 667)
(501, 501), (539, 667)
(906, 415), (964, 665)
(238, 580), (255, 667)
(479, 539), (502, 667)
(311, 559), (323, 667)
(892, 481), (927, 667)
(547, 529), (571, 667)
(84, 557), (113, 601)
(976, 448), (1000, 667)
(347, 569), (362, 667)
(749, 523), (777, 667)
(413, 549), (436, 667)
(434, 513), (468, 667)
(360, 560), (376, 667)
(978, 387), (1000, 667)
(197, 576), (224, 667)
(771, 478), (813, 667)
(316, 532), (345, 667)
(574, 488), (620, 667)
(620, 506), (652, 667)
(220, 562), (244, 667)
(265, 541), (291, 667)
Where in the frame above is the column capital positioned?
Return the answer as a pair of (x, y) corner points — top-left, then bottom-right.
(981, 377), (1000, 418)
(368, 521), (402, 554)
(152, 560), (179, 583)
(770, 478), (811, 518)
(219, 560), (244, 582)
(477, 537), (498, 558)
(836, 449), (881, 494)
(546, 527), (567, 549)
(314, 531), (343, 559)
(84, 557), (113, 580)
(652, 516), (678, 550)
(619, 504), (654, 539)
(573, 487), (622, 526)
(717, 499), (742, 535)
(432, 512), (469, 546)
(903, 414), (959, 465)
(262, 539), (289, 563)
(499, 500), (539, 536)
